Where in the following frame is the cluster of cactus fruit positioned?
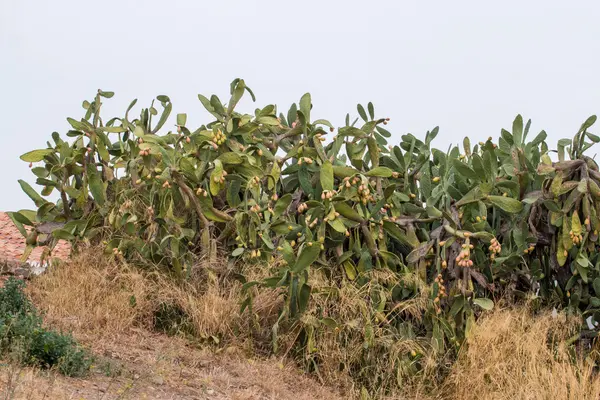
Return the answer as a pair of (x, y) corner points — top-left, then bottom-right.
(12, 79), (600, 360)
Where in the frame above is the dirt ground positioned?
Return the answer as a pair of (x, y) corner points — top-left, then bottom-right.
(0, 329), (343, 400)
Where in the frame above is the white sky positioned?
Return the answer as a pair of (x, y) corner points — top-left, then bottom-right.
(1, 0), (600, 211)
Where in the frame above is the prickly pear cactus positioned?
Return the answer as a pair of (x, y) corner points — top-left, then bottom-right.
(13, 80), (600, 349)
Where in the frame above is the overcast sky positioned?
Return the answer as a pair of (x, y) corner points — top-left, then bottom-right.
(1, 1), (599, 211)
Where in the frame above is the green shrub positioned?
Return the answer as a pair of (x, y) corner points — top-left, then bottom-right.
(153, 301), (194, 337)
(0, 278), (91, 376)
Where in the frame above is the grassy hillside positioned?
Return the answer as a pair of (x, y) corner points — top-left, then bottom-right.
(1, 250), (599, 399)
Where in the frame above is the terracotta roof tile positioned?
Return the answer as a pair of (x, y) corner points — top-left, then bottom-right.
(0, 212), (70, 265)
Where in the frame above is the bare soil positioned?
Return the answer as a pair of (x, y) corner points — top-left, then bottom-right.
(1, 330), (342, 400)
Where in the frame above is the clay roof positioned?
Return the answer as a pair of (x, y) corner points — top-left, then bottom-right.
(0, 212), (71, 265)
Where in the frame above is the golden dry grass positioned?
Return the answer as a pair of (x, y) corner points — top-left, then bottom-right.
(7, 249), (340, 399)
(27, 250), (150, 336)
(26, 249), (280, 347)
(7, 249), (600, 399)
(433, 306), (600, 400)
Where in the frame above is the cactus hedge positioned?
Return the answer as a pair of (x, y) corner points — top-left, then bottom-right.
(12, 79), (600, 373)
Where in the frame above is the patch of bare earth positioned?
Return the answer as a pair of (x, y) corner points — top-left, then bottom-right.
(1, 331), (341, 399)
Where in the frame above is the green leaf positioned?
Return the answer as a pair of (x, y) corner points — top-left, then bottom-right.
(332, 165), (359, 178)
(512, 114), (523, 145)
(18, 180), (47, 207)
(210, 160), (224, 196)
(201, 205), (231, 223)
(274, 194), (292, 218)
(376, 126), (392, 138)
(593, 278), (600, 295)
(357, 104), (368, 121)
(299, 93), (311, 123)
(488, 195), (523, 213)
(99, 90), (114, 98)
(261, 234), (275, 250)
(217, 152), (243, 165)
(320, 161), (334, 191)
(367, 137), (379, 167)
(580, 115), (597, 132)
(586, 132), (600, 143)
(11, 211), (34, 226)
(177, 113), (187, 126)
(455, 186), (483, 207)
(338, 127), (366, 138)
(426, 205), (442, 218)
(471, 154), (486, 180)
(334, 202), (364, 222)
(522, 191), (542, 204)
(20, 149), (54, 163)
(100, 126), (126, 133)
(472, 231), (494, 243)
(312, 119), (334, 129)
(328, 218), (347, 233)
(343, 261), (357, 280)
(365, 166), (393, 178)
(281, 241), (295, 266)
(6, 212), (28, 237)
(257, 116), (280, 126)
(52, 229), (76, 240)
(86, 165), (105, 206)
(382, 221), (415, 247)
(291, 243), (321, 273)
(268, 161), (281, 191)
(531, 130), (547, 146)
(151, 100), (172, 134)
(298, 166), (312, 195)
(298, 283), (311, 314)
(451, 159), (478, 180)
(473, 298), (494, 310)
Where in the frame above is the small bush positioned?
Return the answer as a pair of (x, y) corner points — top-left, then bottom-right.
(153, 301), (194, 336)
(0, 278), (92, 376)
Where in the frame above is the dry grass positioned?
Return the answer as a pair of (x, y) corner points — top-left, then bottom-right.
(26, 249), (280, 348)
(10, 249), (600, 399)
(27, 250), (150, 336)
(433, 306), (600, 400)
(9, 248), (340, 399)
